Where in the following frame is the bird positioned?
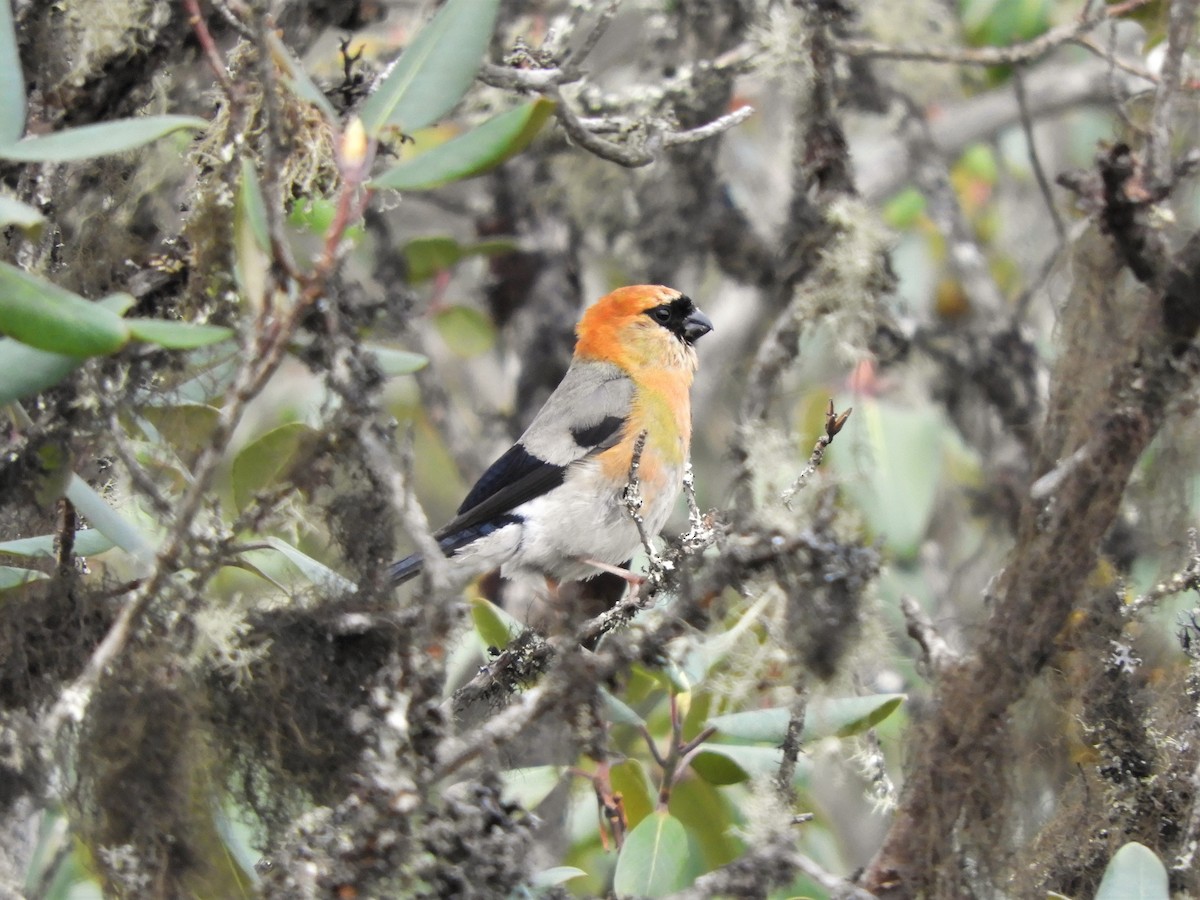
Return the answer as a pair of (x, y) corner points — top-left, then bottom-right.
(390, 284), (712, 588)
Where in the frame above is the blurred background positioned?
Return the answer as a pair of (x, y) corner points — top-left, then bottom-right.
(3, 0), (1200, 896)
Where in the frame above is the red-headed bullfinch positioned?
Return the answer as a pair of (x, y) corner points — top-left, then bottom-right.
(390, 285), (712, 586)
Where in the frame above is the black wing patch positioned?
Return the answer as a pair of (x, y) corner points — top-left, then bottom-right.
(570, 415), (624, 450)
(437, 444), (566, 539)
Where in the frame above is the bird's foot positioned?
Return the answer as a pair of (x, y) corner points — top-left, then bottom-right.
(581, 558), (646, 585)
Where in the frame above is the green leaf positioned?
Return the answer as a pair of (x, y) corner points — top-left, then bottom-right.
(1095, 842), (1169, 900)
(264, 29), (338, 123)
(434, 305), (495, 357)
(0, 0), (25, 145)
(237, 158), (270, 253)
(363, 344), (428, 376)
(600, 688), (646, 727)
(0, 565), (49, 591)
(690, 744), (812, 786)
(498, 766), (564, 811)
(403, 236), (463, 283)
(708, 694), (906, 744)
(231, 422), (315, 511)
(358, 0), (500, 137)
(98, 293), (136, 316)
(401, 236), (520, 282)
(530, 866), (586, 888)
(234, 175), (271, 309)
(0, 263), (130, 356)
(612, 810), (690, 898)
(958, 143), (999, 184)
(470, 595), (526, 649)
(668, 775), (740, 871)
(838, 398), (945, 562)
(610, 758), (655, 829)
(139, 404), (220, 455)
(262, 536), (357, 594)
(0, 338), (85, 404)
(0, 529), (114, 559)
(372, 99), (555, 190)
(882, 187), (925, 230)
(0, 194), (43, 236)
(0, 115), (207, 161)
(126, 319), (235, 349)
(689, 747), (752, 786)
(806, 693), (905, 739)
(65, 473), (156, 564)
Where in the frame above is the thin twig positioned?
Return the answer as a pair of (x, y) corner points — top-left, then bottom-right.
(621, 429), (656, 558)
(1071, 34), (1159, 85)
(358, 424), (450, 592)
(1126, 527), (1200, 617)
(899, 594), (958, 674)
(548, 85), (655, 166)
(660, 105), (755, 148)
(781, 400), (852, 508)
(1013, 67), (1065, 240)
(833, 0), (1155, 67)
(1146, 0), (1200, 186)
(775, 688), (808, 798)
(182, 0), (235, 97)
(107, 411), (173, 516)
(563, 0), (623, 75)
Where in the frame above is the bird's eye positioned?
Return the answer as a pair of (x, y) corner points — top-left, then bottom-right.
(652, 306), (672, 323)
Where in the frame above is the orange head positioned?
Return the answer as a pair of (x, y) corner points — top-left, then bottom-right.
(574, 285), (713, 376)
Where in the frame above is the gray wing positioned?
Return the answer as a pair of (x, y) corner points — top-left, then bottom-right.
(517, 360), (634, 466)
(436, 360), (633, 540)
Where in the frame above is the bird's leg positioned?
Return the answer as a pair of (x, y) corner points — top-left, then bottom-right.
(580, 558), (646, 585)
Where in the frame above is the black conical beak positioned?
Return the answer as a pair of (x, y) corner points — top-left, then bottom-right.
(683, 308), (713, 344)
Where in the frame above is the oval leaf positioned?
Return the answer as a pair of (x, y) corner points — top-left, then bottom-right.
(498, 766), (564, 811)
(838, 398), (946, 562)
(1095, 842), (1169, 900)
(359, 0), (500, 137)
(470, 595), (525, 650)
(0, 263), (130, 356)
(690, 744), (813, 787)
(0, 338), (85, 404)
(126, 319), (234, 349)
(708, 694), (905, 744)
(231, 422), (315, 511)
(613, 810), (690, 898)
(805, 693), (906, 739)
(0, 529), (114, 559)
(434, 305), (495, 357)
(530, 866), (587, 888)
(139, 404), (220, 456)
(65, 474), (156, 564)
(0, 194), (43, 236)
(610, 758), (655, 829)
(0, 115), (207, 161)
(363, 344), (428, 376)
(0, 0), (25, 145)
(372, 99), (555, 191)
(600, 688), (646, 728)
(403, 236), (463, 283)
(0, 565), (49, 591)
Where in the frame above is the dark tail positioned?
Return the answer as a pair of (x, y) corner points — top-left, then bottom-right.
(389, 516), (521, 586)
(389, 553), (424, 584)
